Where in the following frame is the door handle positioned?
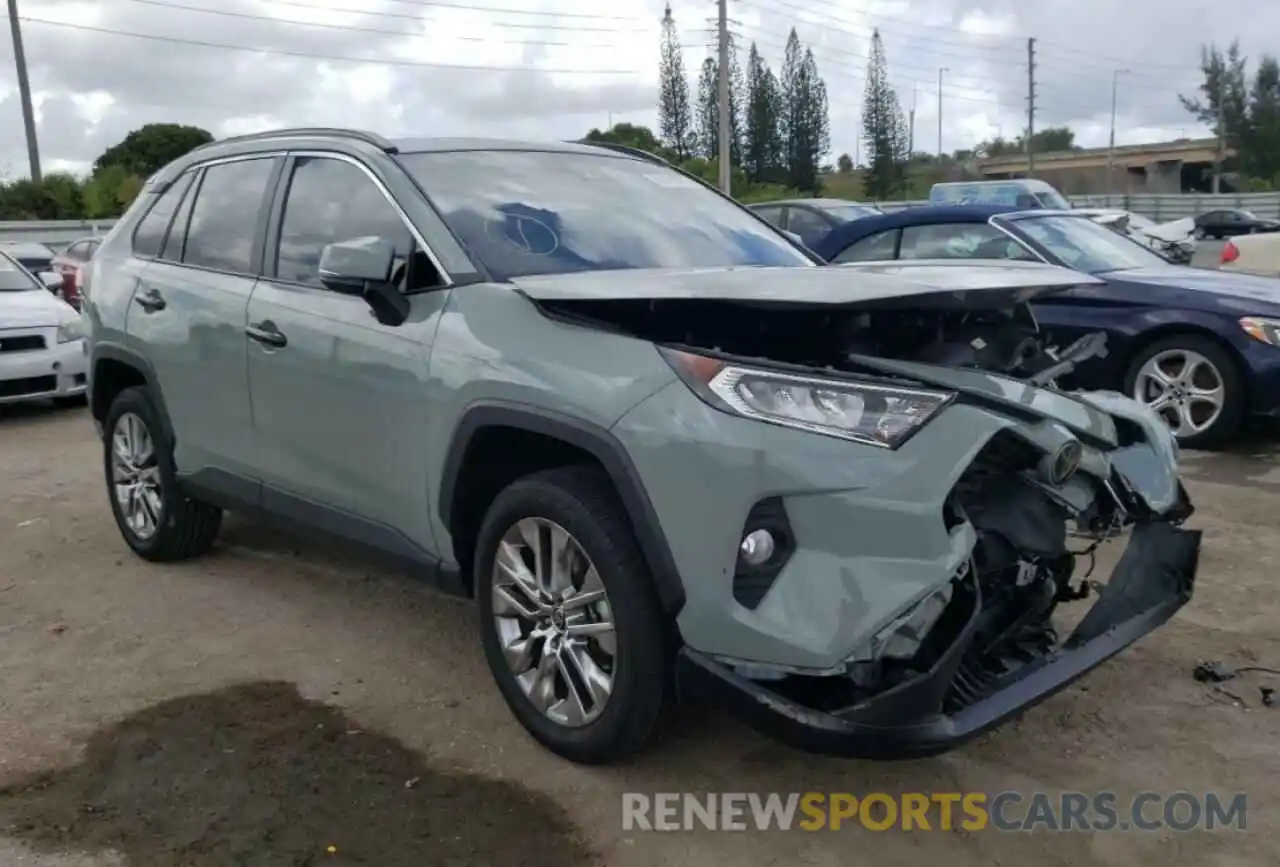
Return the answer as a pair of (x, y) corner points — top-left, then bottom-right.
(134, 289), (166, 312)
(245, 321), (287, 349)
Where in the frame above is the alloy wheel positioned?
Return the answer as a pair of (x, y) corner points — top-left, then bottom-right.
(491, 517), (616, 727)
(1133, 349), (1225, 440)
(111, 412), (164, 540)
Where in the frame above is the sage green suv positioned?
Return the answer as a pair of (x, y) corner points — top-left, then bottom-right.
(84, 128), (1200, 764)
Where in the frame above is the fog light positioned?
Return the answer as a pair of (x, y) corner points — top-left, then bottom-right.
(739, 528), (776, 566)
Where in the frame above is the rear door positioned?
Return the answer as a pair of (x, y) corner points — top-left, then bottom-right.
(127, 155), (282, 479)
(244, 152), (451, 547)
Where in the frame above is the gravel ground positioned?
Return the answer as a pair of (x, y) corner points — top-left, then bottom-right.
(1, 404), (1278, 866)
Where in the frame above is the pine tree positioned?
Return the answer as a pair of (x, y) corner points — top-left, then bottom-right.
(727, 36), (746, 168)
(862, 29), (907, 199)
(657, 4), (695, 159)
(779, 29), (805, 186)
(696, 56), (719, 160)
(743, 43), (783, 182)
(779, 31), (829, 192)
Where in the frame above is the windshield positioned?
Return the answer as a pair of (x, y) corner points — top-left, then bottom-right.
(1239, 210), (1259, 220)
(821, 204), (882, 221)
(1033, 189), (1072, 209)
(1011, 214), (1168, 273)
(397, 150), (813, 281)
(0, 254), (42, 291)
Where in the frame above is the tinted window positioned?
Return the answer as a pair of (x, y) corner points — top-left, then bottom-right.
(820, 204), (881, 221)
(830, 229), (899, 263)
(752, 206), (785, 228)
(397, 150), (813, 281)
(132, 172), (195, 258)
(900, 222), (1036, 261)
(787, 207), (832, 245)
(161, 172), (200, 262)
(274, 156), (427, 289)
(182, 158), (276, 273)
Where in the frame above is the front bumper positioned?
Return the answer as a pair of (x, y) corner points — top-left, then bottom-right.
(0, 334), (89, 405)
(675, 520), (1199, 759)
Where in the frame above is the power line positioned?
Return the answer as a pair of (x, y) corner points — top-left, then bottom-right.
(17, 16), (641, 73)
(117, 0), (645, 48)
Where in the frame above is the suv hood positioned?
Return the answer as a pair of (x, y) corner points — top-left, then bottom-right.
(0, 288), (74, 328)
(510, 261), (1102, 309)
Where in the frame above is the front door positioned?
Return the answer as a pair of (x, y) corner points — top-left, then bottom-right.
(244, 153), (451, 550)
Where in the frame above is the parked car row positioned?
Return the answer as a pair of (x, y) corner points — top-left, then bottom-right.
(811, 204), (1280, 449)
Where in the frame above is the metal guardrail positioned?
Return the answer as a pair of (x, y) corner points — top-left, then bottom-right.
(0, 219), (118, 248)
(872, 192), (1280, 222)
(2, 191), (1280, 246)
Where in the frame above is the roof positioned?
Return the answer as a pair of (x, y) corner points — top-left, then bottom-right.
(392, 137), (613, 156)
(810, 204), (1086, 259)
(0, 241), (54, 255)
(750, 197), (867, 208)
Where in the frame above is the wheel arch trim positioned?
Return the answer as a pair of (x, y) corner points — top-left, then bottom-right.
(438, 401), (687, 616)
(90, 342), (174, 444)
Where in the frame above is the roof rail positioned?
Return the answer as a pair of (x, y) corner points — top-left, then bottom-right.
(199, 127), (399, 154)
(571, 140), (669, 166)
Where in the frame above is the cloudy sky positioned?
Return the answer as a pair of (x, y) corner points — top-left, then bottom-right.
(0, 0), (1273, 179)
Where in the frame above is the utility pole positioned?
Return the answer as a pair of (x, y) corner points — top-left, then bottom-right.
(7, 0), (41, 182)
(937, 67), (948, 159)
(715, 0), (731, 194)
(1213, 81), (1225, 194)
(1106, 69), (1128, 199)
(908, 86), (917, 156)
(1025, 37), (1036, 175)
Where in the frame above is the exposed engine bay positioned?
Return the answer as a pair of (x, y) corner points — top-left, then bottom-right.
(538, 293), (1166, 714)
(537, 296), (1106, 386)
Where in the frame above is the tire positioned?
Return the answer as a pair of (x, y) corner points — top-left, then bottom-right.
(52, 394), (87, 409)
(474, 465), (669, 765)
(1124, 334), (1245, 450)
(103, 386), (222, 561)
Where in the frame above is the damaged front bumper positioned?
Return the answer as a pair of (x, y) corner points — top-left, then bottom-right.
(675, 520), (1199, 759)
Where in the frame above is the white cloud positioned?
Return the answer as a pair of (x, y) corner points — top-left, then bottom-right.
(1, 0), (1276, 176)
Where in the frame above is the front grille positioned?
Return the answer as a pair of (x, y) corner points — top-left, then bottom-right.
(0, 375), (56, 398)
(0, 334), (45, 353)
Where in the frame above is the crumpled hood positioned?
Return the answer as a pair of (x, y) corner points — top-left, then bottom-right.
(510, 261), (1102, 308)
(0, 288), (74, 328)
(844, 354), (1120, 446)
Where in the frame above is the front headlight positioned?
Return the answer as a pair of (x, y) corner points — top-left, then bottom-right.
(1240, 316), (1280, 347)
(660, 348), (955, 448)
(56, 315), (85, 344)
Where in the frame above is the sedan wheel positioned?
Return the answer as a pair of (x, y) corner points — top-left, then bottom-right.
(1130, 343), (1240, 448)
(491, 516), (617, 727)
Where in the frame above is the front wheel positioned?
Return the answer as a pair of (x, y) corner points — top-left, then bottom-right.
(474, 465), (669, 764)
(1124, 335), (1245, 450)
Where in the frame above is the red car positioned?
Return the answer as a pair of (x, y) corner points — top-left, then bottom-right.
(50, 236), (101, 309)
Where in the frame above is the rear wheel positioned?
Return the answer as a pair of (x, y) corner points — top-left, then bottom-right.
(103, 386), (222, 561)
(1125, 335), (1244, 449)
(474, 465), (669, 764)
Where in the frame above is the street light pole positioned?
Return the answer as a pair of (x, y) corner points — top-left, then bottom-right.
(1106, 68), (1129, 199)
(937, 67), (948, 159)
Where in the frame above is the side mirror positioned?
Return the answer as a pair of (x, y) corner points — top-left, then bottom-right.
(38, 271), (62, 291)
(317, 236), (409, 327)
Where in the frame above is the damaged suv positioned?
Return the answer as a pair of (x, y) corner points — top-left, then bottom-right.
(84, 129), (1200, 764)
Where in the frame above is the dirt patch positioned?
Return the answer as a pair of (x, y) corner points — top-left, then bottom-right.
(0, 681), (591, 866)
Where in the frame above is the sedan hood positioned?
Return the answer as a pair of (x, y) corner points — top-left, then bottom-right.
(510, 261), (1102, 309)
(1111, 265), (1280, 303)
(0, 288), (74, 328)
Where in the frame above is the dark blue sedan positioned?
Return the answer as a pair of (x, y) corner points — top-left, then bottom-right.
(811, 204), (1280, 448)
